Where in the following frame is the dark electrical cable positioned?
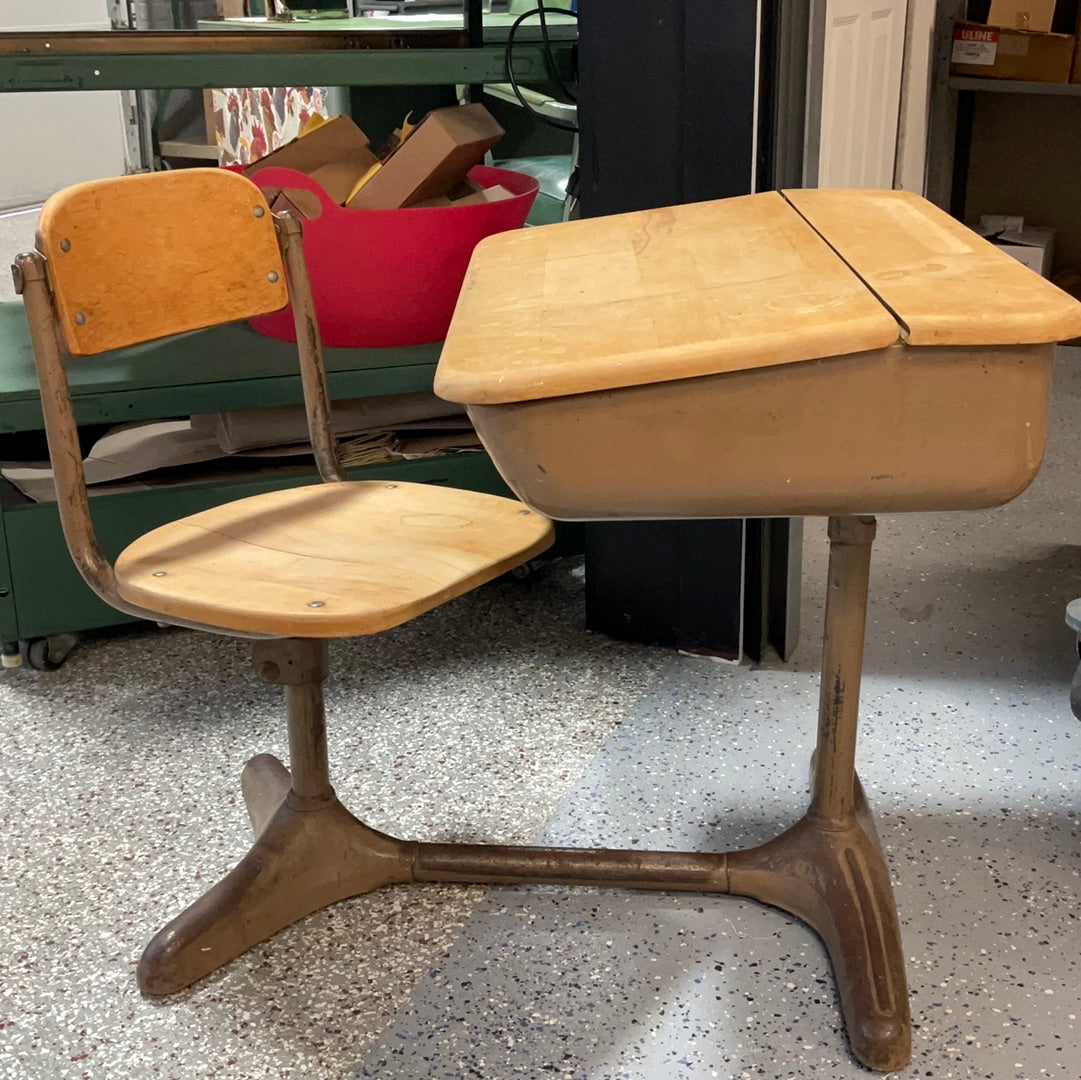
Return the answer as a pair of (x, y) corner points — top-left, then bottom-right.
(504, 6), (579, 133)
(536, 4), (576, 103)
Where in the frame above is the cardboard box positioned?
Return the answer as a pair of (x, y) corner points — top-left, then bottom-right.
(412, 185), (516, 210)
(992, 230), (1055, 275)
(951, 22), (1075, 81)
(267, 188), (325, 220)
(980, 215), (1055, 275)
(984, 0), (1057, 32)
(243, 115), (379, 205)
(345, 103), (504, 211)
(216, 0), (247, 15)
(997, 229), (1055, 275)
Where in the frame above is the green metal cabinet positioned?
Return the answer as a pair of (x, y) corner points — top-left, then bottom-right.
(0, 304), (510, 655)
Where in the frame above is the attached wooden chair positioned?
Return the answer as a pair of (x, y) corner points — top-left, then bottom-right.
(13, 169), (554, 995)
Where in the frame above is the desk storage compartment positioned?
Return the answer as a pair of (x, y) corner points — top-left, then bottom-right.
(467, 343), (1053, 520)
(436, 189), (1081, 522)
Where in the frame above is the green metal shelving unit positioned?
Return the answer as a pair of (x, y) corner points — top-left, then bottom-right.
(0, 306), (510, 656)
(0, 11), (576, 664)
(0, 15), (575, 92)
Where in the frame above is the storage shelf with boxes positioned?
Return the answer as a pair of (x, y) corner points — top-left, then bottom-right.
(951, 0), (1081, 83)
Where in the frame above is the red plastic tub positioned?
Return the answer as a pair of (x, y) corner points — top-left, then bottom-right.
(239, 164), (538, 348)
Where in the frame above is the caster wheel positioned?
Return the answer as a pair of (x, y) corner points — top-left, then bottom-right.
(508, 558), (548, 583)
(1071, 661), (1081, 722)
(21, 633), (79, 672)
(1063, 601), (1081, 718)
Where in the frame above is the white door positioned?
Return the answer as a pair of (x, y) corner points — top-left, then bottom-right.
(808, 0), (908, 189)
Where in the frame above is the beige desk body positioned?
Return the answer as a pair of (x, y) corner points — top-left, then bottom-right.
(436, 189), (1081, 521)
(466, 342), (1051, 519)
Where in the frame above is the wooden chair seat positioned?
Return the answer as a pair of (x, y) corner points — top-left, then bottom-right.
(114, 481), (553, 638)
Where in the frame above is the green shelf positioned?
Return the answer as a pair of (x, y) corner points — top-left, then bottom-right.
(0, 305), (441, 433)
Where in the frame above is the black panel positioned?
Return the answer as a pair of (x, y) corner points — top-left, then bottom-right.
(585, 520), (744, 657)
(575, 0), (764, 654)
(683, 0), (758, 202)
(743, 518), (768, 663)
(576, 0), (685, 214)
(577, 0), (761, 212)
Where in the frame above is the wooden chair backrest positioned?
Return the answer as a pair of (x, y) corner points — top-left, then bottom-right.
(37, 169), (288, 356)
(14, 168), (344, 635)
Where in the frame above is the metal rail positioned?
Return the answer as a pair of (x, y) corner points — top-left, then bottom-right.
(0, 30), (572, 92)
(0, 30), (466, 54)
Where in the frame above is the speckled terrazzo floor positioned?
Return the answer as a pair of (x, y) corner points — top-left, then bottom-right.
(2, 352), (1081, 1080)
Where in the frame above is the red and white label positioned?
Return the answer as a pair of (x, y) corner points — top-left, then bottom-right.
(952, 25), (999, 65)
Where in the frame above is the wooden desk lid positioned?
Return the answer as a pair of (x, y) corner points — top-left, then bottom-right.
(436, 189), (1081, 406)
(784, 188), (1081, 348)
(436, 191), (898, 405)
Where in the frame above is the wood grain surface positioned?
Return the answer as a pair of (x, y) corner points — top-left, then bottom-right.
(114, 480), (553, 637)
(436, 191), (899, 404)
(784, 187), (1081, 347)
(37, 169), (287, 357)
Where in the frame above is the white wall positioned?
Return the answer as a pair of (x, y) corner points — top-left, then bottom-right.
(0, 0), (132, 212)
(1, 1), (112, 30)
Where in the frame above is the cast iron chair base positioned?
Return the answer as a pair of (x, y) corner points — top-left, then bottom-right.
(137, 517), (911, 1073)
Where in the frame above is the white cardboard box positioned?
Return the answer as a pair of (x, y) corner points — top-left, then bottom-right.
(979, 215), (1056, 276)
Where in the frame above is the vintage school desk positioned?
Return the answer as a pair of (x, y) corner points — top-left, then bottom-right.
(434, 187), (1081, 1071)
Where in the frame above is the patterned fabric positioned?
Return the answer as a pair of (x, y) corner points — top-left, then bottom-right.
(211, 86), (329, 166)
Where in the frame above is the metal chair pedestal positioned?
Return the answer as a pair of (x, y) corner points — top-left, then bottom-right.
(136, 515), (907, 1072)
